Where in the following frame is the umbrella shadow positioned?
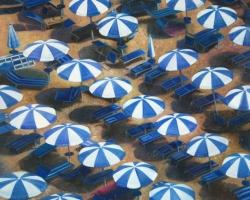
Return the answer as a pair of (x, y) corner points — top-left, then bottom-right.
(208, 51), (239, 69)
(50, 26), (73, 43)
(165, 162), (189, 182)
(138, 82), (166, 96)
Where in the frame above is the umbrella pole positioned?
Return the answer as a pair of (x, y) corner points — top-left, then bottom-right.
(212, 89), (218, 116)
(179, 70), (183, 86)
(67, 145), (71, 162)
(60, 0), (64, 17)
(80, 82), (83, 102)
(89, 17), (95, 40)
(176, 136), (180, 152)
(208, 156), (211, 170)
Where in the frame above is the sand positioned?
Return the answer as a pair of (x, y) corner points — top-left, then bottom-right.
(0, 0), (250, 199)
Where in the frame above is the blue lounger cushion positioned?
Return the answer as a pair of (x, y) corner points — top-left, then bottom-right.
(148, 7), (179, 19)
(0, 123), (16, 135)
(130, 61), (153, 77)
(104, 112), (129, 125)
(138, 131), (162, 146)
(93, 104), (121, 120)
(55, 87), (82, 103)
(82, 169), (113, 185)
(154, 141), (184, 157)
(231, 50), (250, 65)
(144, 67), (166, 83)
(61, 165), (91, 180)
(175, 83), (197, 98)
(161, 75), (188, 91)
(170, 150), (191, 164)
(31, 143), (56, 158)
(126, 122), (155, 138)
(200, 169), (226, 185)
(227, 112), (250, 127)
(22, 11), (45, 26)
(121, 49), (145, 64)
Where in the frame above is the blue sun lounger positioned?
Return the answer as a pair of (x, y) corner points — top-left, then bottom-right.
(146, 7), (179, 19)
(138, 131), (162, 146)
(22, 11), (45, 30)
(125, 122), (155, 138)
(234, 186), (250, 200)
(0, 112), (8, 123)
(82, 169), (113, 185)
(0, 123), (16, 135)
(31, 143), (56, 158)
(231, 50), (250, 65)
(130, 60), (154, 77)
(170, 150), (192, 165)
(61, 165), (91, 180)
(104, 112), (129, 125)
(200, 169), (226, 185)
(161, 75), (188, 91)
(93, 104), (121, 120)
(55, 86), (87, 103)
(144, 67), (166, 84)
(153, 141), (184, 158)
(175, 83), (197, 98)
(121, 49), (145, 64)
(7, 133), (42, 153)
(227, 112), (250, 127)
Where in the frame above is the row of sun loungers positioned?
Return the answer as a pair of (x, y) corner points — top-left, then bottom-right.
(153, 141), (184, 158)
(161, 75), (188, 91)
(200, 169), (226, 185)
(93, 104), (121, 121)
(125, 122), (155, 138)
(0, 123), (16, 135)
(234, 186), (250, 200)
(129, 59), (155, 77)
(82, 169), (114, 185)
(231, 50), (250, 65)
(61, 165), (92, 181)
(138, 131), (162, 146)
(31, 143), (56, 159)
(144, 67), (166, 83)
(170, 150), (192, 165)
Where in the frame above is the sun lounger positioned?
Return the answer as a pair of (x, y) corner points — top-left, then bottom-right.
(63, 18), (75, 29)
(244, 61), (250, 73)
(200, 169), (226, 185)
(31, 143), (56, 159)
(184, 160), (218, 178)
(22, 11), (46, 30)
(170, 150), (192, 165)
(61, 165), (91, 180)
(71, 23), (95, 42)
(234, 186), (250, 200)
(198, 33), (224, 52)
(175, 83), (197, 98)
(55, 86), (85, 103)
(125, 122), (155, 138)
(138, 131), (162, 146)
(21, 0), (50, 9)
(104, 112), (129, 125)
(0, 123), (16, 135)
(35, 161), (74, 181)
(161, 75), (188, 91)
(130, 60), (154, 77)
(146, 7), (179, 19)
(231, 50), (250, 65)
(7, 133), (42, 153)
(121, 49), (146, 64)
(82, 169), (113, 185)
(154, 141), (184, 158)
(93, 104), (121, 120)
(144, 67), (166, 84)
(0, 112), (8, 123)
(227, 112), (250, 127)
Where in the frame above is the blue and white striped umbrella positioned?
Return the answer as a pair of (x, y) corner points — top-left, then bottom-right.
(156, 113), (197, 137)
(123, 95), (165, 119)
(0, 171), (47, 200)
(186, 133), (229, 157)
(148, 34), (155, 59)
(192, 67), (233, 90)
(166, 0), (205, 12)
(158, 49), (198, 71)
(23, 39), (69, 62)
(223, 85), (250, 111)
(150, 182), (195, 200)
(42, 193), (83, 200)
(229, 26), (250, 46)
(0, 85), (23, 109)
(197, 5), (237, 29)
(78, 141), (125, 168)
(97, 12), (138, 38)
(89, 77), (132, 99)
(113, 162), (158, 189)
(69, 0), (111, 17)
(57, 59), (102, 82)
(9, 104), (57, 130)
(44, 123), (91, 147)
(7, 24), (20, 50)
(220, 153), (250, 179)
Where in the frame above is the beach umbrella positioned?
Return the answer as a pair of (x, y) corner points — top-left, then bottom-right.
(197, 5), (237, 29)
(223, 85), (250, 111)
(0, 85), (23, 109)
(148, 34), (155, 59)
(0, 171), (47, 200)
(123, 95), (165, 119)
(9, 104), (57, 130)
(42, 193), (83, 200)
(7, 24), (20, 52)
(97, 12), (138, 39)
(229, 26), (250, 46)
(78, 141), (125, 168)
(23, 39), (69, 62)
(192, 66), (233, 113)
(220, 153), (250, 179)
(113, 162), (158, 189)
(149, 181), (195, 200)
(57, 59), (102, 82)
(89, 77), (132, 99)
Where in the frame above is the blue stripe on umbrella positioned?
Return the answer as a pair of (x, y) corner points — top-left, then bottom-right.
(7, 24), (20, 50)
(42, 193), (83, 200)
(0, 85), (23, 109)
(229, 26), (250, 46)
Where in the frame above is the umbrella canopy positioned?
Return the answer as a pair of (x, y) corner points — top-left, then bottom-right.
(0, 171), (47, 200)
(97, 12), (138, 38)
(197, 5), (237, 29)
(78, 141), (125, 168)
(7, 24), (20, 50)
(89, 77), (132, 99)
(148, 34), (155, 59)
(223, 85), (250, 111)
(113, 162), (158, 189)
(186, 133), (229, 157)
(9, 104), (57, 130)
(44, 123), (91, 147)
(42, 193), (83, 200)
(166, 0), (205, 12)
(0, 85), (23, 109)
(158, 49), (198, 71)
(192, 67), (233, 90)
(57, 59), (102, 82)
(220, 153), (250, 179)
(156, 113), (197, 137)
(23, 39), (69, 62)
(149, 181), (195, 200)
(229, 26), (250, 46)
(123, 95), (165, 119)
(69, 0), (111, 17)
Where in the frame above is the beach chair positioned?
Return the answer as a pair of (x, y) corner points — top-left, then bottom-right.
(6, 133), (42, 153)
(175, 83), (197, 98)
(22, 11), (46, 30)
(197, 34), (224, 52)
(231, 50), (250, 65)
(153, 141), (184, 158)
(63, 18), (75, 29)
(138, 131), (162, 146)
(31, 143), (56, 159)
(200, 169), (226, 185)
(130, 60), (154, 77)
(61, 165), (91, 180)
(21, 0), (50, 9)
(35, 161), (74, 181)
(125, 122), (155, 138)
(161, 75), (188, 91)
(146, 7), (179, 19)
(144, 67), (166, 84)
(170, 150), (192, 165)
(103, 112), (129, 125)
(82, 169), (113, 185)
(227, 112), (250, 127)
(244, 61), (250, 73)
(0, 123), (16, 135)
(234, 186), (250, 200)
(54, 86), (84, 103)
(71, 23), (95, 42)
(121, 49), (146, 64)
(93, 104), (121, 120)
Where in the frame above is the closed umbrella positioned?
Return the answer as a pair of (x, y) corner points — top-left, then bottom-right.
(7, 24), (20, 53)
(148, 34), (155, 60)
